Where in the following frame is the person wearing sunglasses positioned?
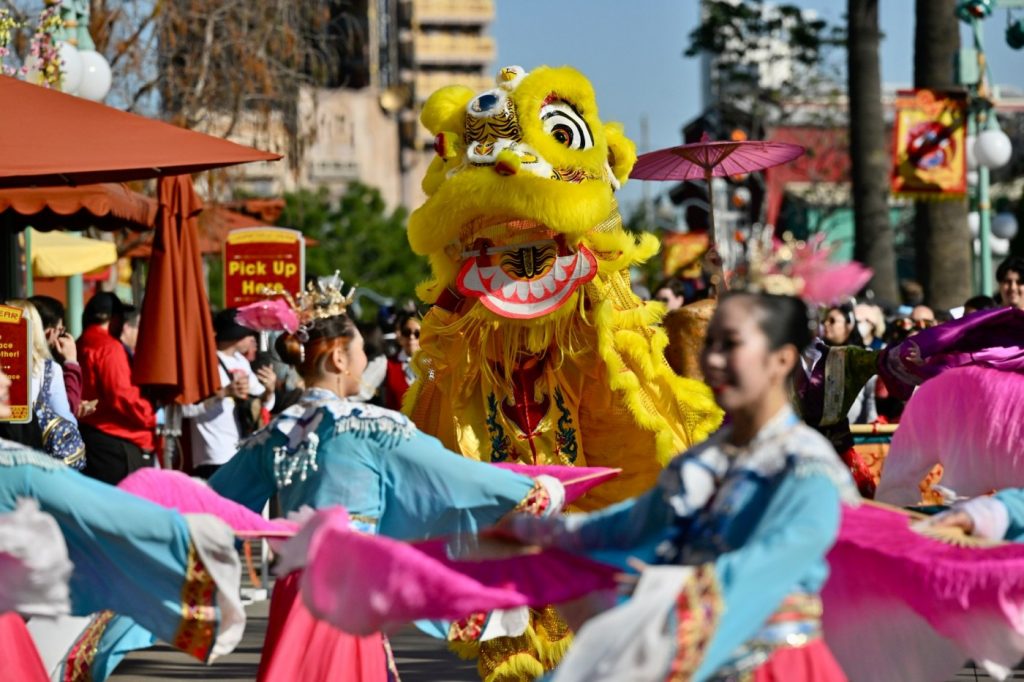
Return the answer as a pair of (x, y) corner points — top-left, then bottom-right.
(384, 311), (421, 410)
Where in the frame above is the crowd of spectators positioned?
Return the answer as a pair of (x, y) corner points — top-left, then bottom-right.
(2, 255), (1021, 480)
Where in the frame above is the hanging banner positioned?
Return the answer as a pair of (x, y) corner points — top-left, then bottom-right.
(224, 227), (305, 308)
(0, 304), (32, 423)
(662, 231), (710, 278)
(890, 89), (968, 199)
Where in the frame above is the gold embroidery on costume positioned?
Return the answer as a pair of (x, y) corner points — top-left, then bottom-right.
(820, 347), (847, 426)
(450, 606), (573, 682)
(666, 565), (723, 681)
(63, 610), (115, 682)
(171, 542), (218, 661)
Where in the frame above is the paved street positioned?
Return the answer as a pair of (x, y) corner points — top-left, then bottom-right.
(107, 596), (1024, 682)
(111, 598), (477, 682)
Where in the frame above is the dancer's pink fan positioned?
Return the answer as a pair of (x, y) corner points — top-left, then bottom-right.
(491, 464), (621, 504)
(118, 469), (297, 537)
(299, 508), (532, 634)
(235, 298), (300, 334)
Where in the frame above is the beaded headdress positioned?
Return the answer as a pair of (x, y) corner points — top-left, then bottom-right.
(287, 273), (357, 341)
(729, 227), (873, 306)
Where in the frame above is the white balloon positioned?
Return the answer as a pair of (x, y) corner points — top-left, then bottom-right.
(57, 42), (82, 94)
(77, 50), (112, 102)
(968, 211), (980, 238)
(975, 128), (1013, 170)
(991, 235), (1010, 256)
(992, 212), (1020, 240)
(965, 134), (978, 170)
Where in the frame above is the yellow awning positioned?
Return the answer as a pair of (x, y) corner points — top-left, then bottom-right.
(29, 228), (118, 278)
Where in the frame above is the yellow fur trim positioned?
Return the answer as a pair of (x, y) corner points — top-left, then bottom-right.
(409, 171), (616, 256)
(604, 121), (637, 185)
(448, 607), (573, 682)
(421, 85), (475, 134)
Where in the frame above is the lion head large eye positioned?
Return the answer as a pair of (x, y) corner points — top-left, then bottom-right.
(541, 100), (593, 150)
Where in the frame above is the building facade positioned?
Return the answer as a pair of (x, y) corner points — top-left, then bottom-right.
(221, 0), (496, 212)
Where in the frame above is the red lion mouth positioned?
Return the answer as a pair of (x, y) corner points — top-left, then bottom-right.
(455, 234), (597, 319)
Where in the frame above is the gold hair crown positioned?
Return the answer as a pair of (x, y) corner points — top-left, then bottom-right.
(260, 271), (357, 341)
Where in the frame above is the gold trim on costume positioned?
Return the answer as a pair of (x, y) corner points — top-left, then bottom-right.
(666, 564), (724, 681)
(820, 347), (847, 426)
(63, 610), (115, 682)
(171, 542), (218, 661)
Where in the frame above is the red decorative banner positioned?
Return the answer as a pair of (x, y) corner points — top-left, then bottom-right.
(223, 227), (305, 308)
(0, 304), (32, 423)
(891, 89), (968, 199)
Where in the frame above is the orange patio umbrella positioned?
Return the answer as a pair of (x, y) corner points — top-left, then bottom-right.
(0, 183), (157, 232)
(133, 177), (219, 405)
(0, 76), (279, 188)
(0, 76), (282, 406)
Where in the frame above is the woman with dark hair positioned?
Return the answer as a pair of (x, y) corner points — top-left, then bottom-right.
(822, 302), (864, 347)
(384, 311), (420, 410)
(208, 286), (565, 681)
(503, 291), (856, 681)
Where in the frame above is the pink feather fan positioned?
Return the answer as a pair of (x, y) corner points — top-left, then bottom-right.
(741, 230), (873, 305)
(235, 298), (300, 334)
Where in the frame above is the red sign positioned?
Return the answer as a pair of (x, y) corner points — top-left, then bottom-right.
(223, 227), (305, 308)
(0, 304), (32, 423)
(891, 89), (968, 199)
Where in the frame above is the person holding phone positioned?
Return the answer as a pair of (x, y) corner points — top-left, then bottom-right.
(184, 308), (275, 479)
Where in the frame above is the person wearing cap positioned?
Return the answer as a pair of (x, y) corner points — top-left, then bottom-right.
(76, 292), (156, 484)
(183, 308), (275, 479)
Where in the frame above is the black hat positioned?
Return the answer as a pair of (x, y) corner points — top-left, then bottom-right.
(83, 292), (126, 326)
(213, 308), (257, 343)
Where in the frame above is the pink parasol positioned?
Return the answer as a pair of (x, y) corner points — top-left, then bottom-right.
(630, 133), (804, 289)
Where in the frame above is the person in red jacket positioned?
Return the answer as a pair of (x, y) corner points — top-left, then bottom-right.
(76, 292), (156, 484)
(384, 312), (420, 410)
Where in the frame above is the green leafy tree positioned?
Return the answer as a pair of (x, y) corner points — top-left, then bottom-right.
(280, 183), (431, 311)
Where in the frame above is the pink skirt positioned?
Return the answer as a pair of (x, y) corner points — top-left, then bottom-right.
(0, 612), (48, 682)
(258, 571), (389, 682)
(752, 640), (848, 682)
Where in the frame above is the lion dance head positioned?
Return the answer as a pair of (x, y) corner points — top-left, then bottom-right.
(409, 65), (648, 326)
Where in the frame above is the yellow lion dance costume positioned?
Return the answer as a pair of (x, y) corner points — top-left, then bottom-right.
(405, 65), (722, 680)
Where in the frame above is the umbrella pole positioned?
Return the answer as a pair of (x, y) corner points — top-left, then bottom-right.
(705, 168), (727, 294)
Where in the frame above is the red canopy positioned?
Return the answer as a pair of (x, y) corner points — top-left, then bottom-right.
(0, 76), (280, 188)
(0, 183), (157, 232)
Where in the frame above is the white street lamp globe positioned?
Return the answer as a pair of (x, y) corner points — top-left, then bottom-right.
(967, 169), (979, 186)
(965, 134), (978, 170)
(991, 235), (1010, 257)
(57, 42), (83, 95)
(975, 128), (1013, 170)
(968, 211), (980, 238)
(77, 50), (112, 102)
(992, 212), (1020, 240)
